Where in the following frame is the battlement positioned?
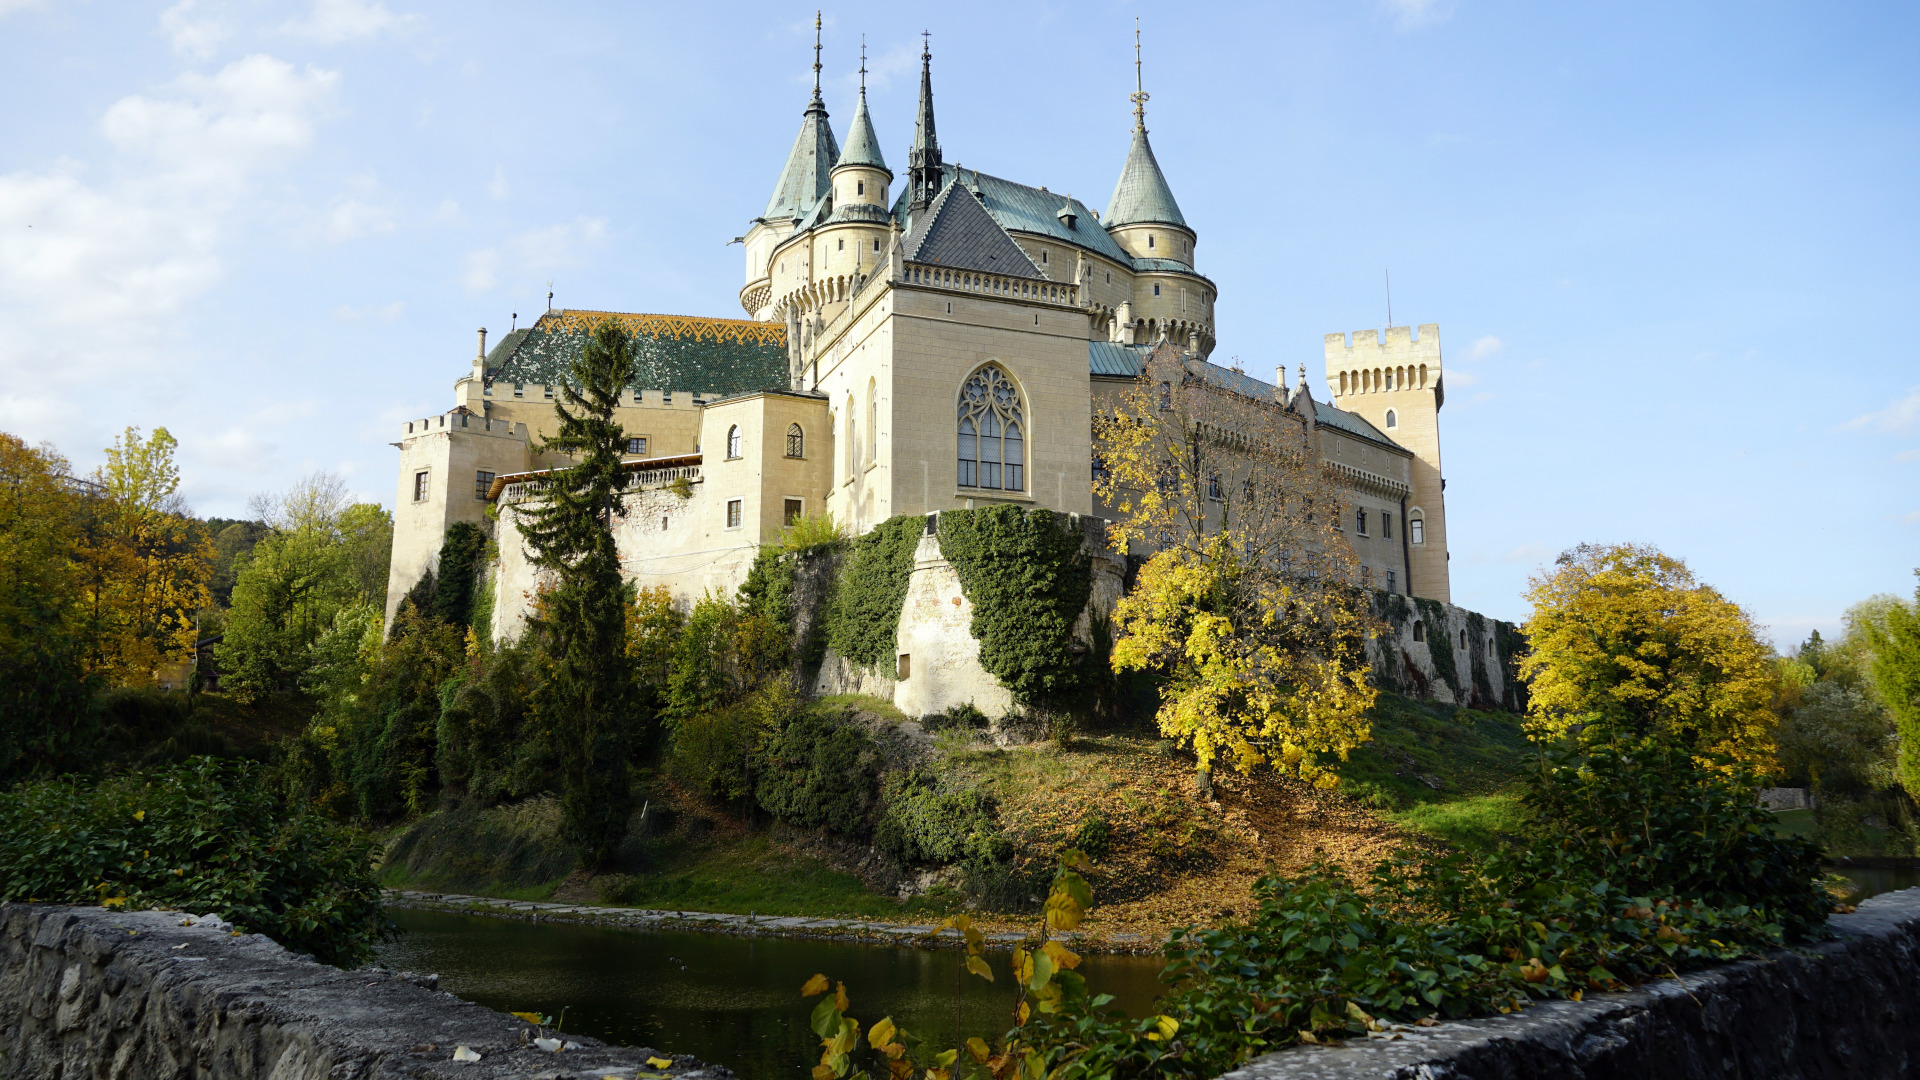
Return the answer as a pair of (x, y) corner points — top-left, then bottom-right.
(401, 409), (529, 440)
(1324, 323), (1442, 361)
(1324, 324), (1442, 399)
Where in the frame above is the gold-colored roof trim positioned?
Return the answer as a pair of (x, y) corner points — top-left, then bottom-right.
(540, 309), (786, 347)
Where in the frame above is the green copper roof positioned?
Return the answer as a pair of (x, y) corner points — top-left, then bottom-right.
(1104, 125), (1187, 230)
(764, 95), (839, 221)
(836, 91), (889, 175)
(488, 310), (789, 396)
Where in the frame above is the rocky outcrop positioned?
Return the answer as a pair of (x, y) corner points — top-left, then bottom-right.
(1218, 886), (1920, 1080)
(0, 903), (733, 1080)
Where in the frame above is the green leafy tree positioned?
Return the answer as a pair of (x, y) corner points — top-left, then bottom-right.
(1864, 571), (1920, 798)
(513, 321), (642, 866)
(0, 433), (95, 777)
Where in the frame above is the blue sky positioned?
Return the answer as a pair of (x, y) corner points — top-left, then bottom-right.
(1, 0), (1915, 640)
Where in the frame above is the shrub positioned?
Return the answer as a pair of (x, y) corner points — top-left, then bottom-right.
(435, 641), (550, 806)
(874, 770), (1009, 866)
(0, 758), (389, 968)
(670, 681), (798, 803)
(755, 706), (880, 838)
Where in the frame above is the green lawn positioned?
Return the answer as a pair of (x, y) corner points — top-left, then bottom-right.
(1331, 694), (1539, 854)
(598, 834), (956, 919)
(1385, 793), (1527, 852)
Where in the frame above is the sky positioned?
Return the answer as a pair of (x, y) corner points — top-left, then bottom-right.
(1, 0), (1916, 641)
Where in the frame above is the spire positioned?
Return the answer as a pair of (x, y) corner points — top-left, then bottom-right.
(762, 12), (840, 221)
(836, 36), (889, 175)
(1103, 22), (1188, 230)
(908, 31), (944, 212)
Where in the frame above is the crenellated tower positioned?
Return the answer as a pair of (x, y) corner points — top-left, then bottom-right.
(1325, 324), (1451, 602)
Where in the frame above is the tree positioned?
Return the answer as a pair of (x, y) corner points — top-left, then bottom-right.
(217, 473), (379, 700)
(514, 321), (642, 866)
(74, 427), (213, 684)
(0, 433), (94, 776)
(1518, 543), (1776, 765)
(1097, 347), (1379, 790)
(1862, 571), (1920, 798)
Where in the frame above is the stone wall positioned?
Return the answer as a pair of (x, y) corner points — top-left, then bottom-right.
(0, 903), (731, 1080)
(1367, 591), (1526, 712)
(1219, 886), (1920, 1080)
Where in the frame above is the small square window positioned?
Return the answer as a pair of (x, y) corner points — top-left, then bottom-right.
(513, 383), (524, 398)
(627, 436), (648, 456)
(661, 515), (669, 531)
(784, 498), (803, 526)
(726, 499), (743, 529)
(1411, 518), (1425, 545)
(1386, 569), (1397, 591)
(413, 471), (429, 501)
(1153, 284), (1161, 296)
(837, 238), (844, 251)
(663, 390), (672, 404)
(543, 385), (553, 399)
(474, 470), (494, 499)
(896, 653), (911, 679)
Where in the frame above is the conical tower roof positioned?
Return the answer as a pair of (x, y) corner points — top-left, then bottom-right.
(835, 75), (888, 174)
(763, 18), (840, 220)
(1104, 125), (1187, 229)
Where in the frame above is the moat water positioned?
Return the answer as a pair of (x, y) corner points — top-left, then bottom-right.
(375, 909), (1165, 1080)
(376, 868), (1919, 1080)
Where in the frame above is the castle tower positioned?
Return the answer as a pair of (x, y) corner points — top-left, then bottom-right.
(1325, 324), (1451, 602)
(831, 40), (891, 212)
(906, 36), (943, 216)
(740, 14), (838, 317)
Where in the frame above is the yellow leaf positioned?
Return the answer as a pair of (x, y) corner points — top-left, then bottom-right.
(1040, 941), (1080, 971)
(1016, 1001), (1031, 1026)
(1144, 1015), (1179, 1042)
(868, 1017), (897, 1050)
(133, 810), (145, 821)
(965, 955), (994, 983)
(1043, 892), (1083, 932)
(812, 1065), (836, 1080)
(645, 1057), (674, 1069)
(512, 1012), (543, 1023)
(835, 981), (850, 1015)
(802, 974), (832, 997)
(966, 1038), (992, 1064)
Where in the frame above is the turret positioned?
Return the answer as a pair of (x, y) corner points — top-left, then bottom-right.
(1102, 25), (1195, 266)
(832, 38), (891, 211)
(906, 36), (943, 216)
(741, 13), (839, 317)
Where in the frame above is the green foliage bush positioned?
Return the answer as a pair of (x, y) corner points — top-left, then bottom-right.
(435, 641), (553, 806)
(873, 769), (1009, 866)
(823, 515), (923, 674)
(333, 607), (467, 820)
(671, 682), (798, 803)
(0, 758), (389, 968)
(937, 507), (1093, 710)
(431, 521), (487, 628)
(755, 706), (880, 838)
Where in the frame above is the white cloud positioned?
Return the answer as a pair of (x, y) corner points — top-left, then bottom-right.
(0, 53), (335, 409)
(333, 302), (403, 322)
(160, 1), (229, 59)
(0, 0), (54, 16)
(282, 0), (421, 44)
(1843, 387), (1920, 434)
(1381, 0), (1455, 30)
(1895, 448), (1920, 463)
(1469, 334), (1503, 359)
(1446, 369), (1480, 387)
(1501, 542), (1553, 564)
(323, 197), (394, 241)
(487, 167), (509, 201)
(462, 217), (607, 294)
(433, 198), (459, 221)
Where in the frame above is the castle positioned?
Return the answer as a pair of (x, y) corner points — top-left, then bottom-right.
(385, 31), (1465, 710)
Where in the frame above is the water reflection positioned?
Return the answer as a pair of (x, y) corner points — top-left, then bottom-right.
(376, 910), (1165, 1080)
(1835, 866), (1920, 901)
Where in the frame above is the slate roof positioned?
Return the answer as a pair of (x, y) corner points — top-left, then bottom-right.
(894, 165), (1133, 266)
(901, 183), (1045, 279)
(837, 92), (889, 174)
(764, 97), (839, 221)
(1083, 343), (1406, 452)
(488, 310), (789, 396)
(1104, 126), (1188, 230)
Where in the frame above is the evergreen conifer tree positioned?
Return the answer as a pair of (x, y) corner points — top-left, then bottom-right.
(516, 322), (641, 866)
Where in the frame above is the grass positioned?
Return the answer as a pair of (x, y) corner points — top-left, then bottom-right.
(599, 834), (957, 919)
(1767, 809), (1817, 840)
(1385, 793), (1527, 852)
(815, 693), (909, 724)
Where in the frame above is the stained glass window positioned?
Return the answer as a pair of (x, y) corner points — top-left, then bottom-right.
(957, 364), (1025, 492)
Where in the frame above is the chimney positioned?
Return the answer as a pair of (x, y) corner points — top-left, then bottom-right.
(473, 327), (488, 379)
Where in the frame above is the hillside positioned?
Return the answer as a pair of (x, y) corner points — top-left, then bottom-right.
(380, 692), (1537, 938)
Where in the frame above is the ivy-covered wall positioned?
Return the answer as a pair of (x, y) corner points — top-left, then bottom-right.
(1369, 591), (1527, 713)
(936, 507), (1094, 712)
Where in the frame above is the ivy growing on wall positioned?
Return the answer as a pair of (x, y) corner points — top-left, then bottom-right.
(1497, 620), (1531, 712)
(937, 506), (1093, 710)
(823, 515), (924, 676)
(1467, 610), (1493, 706)
(432, 522), (488, 628)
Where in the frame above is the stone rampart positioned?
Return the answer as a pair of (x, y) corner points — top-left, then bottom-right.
(1219, 886), (1920, 1080)
(0, 903), (731, 1080)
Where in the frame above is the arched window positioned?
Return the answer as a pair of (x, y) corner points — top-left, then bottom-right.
(1385, 409), (1398, 429)
(957, 363), (1025, 491)
(786, 423), (804, 458)
(845, 394), (856, 475)
(1413, 620), (1426, 642)
(1460, 629), (1468, 650)
(1409, 512), (1425, 545)
(725, 425), (741, 459)
(867, 379), (878, 464)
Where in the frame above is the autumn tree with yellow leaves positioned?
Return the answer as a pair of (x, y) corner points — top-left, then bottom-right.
(1096, 347), (1378, 792)
(1519, 542), (1777, 765)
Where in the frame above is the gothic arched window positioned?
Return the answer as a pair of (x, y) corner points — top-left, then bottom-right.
(957, 364), (1025, 492)
(786, 423), (804, 458)
(726, 425), (741, 459)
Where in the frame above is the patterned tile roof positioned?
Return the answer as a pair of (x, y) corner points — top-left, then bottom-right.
(488, 310), (789, 395)
(901, 183), (1045, 279)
